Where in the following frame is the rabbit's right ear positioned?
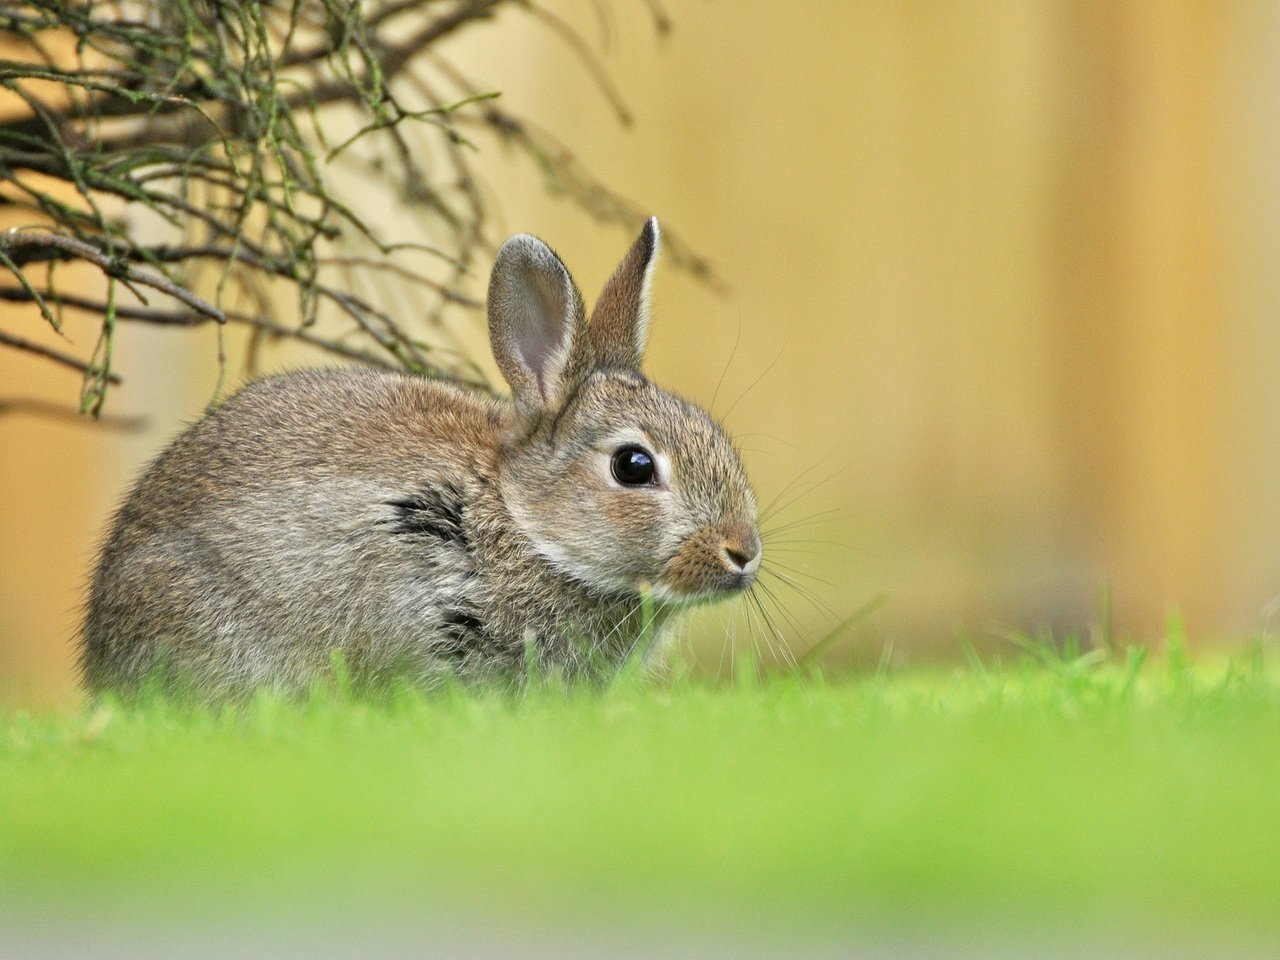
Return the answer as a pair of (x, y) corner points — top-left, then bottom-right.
(589, 217), (659, 371)
(488, 234), (589, 416)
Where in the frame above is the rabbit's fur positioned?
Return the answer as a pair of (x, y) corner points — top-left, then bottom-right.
(81, 220), (761, 697)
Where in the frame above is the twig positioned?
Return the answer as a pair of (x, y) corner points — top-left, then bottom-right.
(0, 286), (401, 372)
(0, 231), (227, 322)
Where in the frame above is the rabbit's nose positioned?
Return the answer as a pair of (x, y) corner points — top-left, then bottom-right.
(720, 531), (761, 573)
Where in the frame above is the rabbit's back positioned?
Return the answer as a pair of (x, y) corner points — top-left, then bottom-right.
(82, 369), (514, 696)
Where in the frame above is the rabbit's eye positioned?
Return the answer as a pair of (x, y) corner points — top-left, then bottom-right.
(611, 445), (656, 486)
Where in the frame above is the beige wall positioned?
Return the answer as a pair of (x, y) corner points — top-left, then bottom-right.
(3, 2), (1278, 701)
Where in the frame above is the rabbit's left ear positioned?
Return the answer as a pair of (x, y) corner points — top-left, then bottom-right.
(588, 217), (659, 371)
(488, 234), (589, 415)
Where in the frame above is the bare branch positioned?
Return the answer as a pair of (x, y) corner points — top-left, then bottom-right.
(0, 231), (227, 322)
(0, 0), (709, 416)
(0, 286), (396, 372)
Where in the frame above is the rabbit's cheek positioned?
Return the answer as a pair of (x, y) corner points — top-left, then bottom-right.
(600, 497), (676, 577)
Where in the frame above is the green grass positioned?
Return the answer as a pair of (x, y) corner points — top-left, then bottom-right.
(3, 643), (1280, 944)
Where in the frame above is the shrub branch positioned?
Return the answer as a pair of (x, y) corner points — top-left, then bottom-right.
(0, 0), (705, 415)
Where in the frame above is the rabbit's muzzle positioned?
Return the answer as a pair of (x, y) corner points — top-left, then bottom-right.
(660, 524), (762, 600)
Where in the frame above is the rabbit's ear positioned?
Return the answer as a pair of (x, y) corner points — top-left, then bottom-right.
(488, 234), (589, 413)
(589, 217), (659, 371)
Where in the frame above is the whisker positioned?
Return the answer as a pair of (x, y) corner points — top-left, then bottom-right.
(732, 431), (801, 451)
(742, 589), (768, 650)
(757, 568), (839, 619)
(757, 451), (837, 525)
(762, 508), (842, 538)
(742, 591), (773, 677)
(732, 604), (742, 680)
(755, 590), (798, 667)
(748, 587), (802, 677)
(755, 579), (811, 641)
(720, 335), (789, 423)
(718, 617), (732, 680)
(759, 557), (837, 590)
(709, 307), (743, 415)
(761, 537), (849, 551)
(723, 605), (741, 678)
(599, 601), (649, 678)
(743, 590), (770, 657)
(761, 567), (840, 622)
(760, 462), (853, 527)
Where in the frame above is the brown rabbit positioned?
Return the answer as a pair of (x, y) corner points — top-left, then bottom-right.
(81, 220), (761, 697)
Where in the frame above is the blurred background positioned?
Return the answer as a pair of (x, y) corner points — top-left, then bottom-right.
(2, 1), (1278, 703)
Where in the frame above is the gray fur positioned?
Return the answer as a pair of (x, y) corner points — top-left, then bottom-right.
(81, 222), (760, 699)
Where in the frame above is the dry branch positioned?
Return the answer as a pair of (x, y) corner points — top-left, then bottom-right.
(0, 0), (702, 415)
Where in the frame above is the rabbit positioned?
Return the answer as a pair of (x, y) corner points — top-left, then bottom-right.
(80, 218), (762, 698)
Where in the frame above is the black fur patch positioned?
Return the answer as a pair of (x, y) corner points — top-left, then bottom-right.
(437, 608), (492, 658)
(441, 609), (485, 642)
(383, 482), (466, 546)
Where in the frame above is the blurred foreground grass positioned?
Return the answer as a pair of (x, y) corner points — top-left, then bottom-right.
(3, 641), (1279, 945)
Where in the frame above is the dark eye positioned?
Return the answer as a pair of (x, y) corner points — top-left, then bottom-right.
(611, 445), (656, 486)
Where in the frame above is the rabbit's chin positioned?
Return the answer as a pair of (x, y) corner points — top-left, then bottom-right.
(647, 576), (756, 609)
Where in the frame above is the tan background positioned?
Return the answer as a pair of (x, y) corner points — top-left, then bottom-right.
(3, 2), (1279, 704)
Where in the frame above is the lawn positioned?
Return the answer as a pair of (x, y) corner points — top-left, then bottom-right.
(3, 641), (1279, 953)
